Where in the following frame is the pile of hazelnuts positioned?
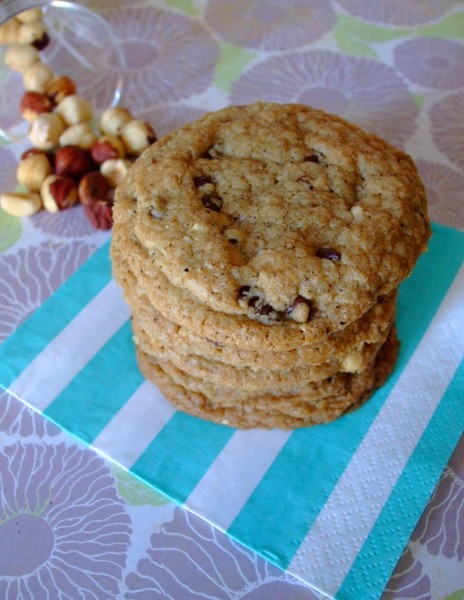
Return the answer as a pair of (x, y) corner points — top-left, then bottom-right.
(0, 7), (156, 230)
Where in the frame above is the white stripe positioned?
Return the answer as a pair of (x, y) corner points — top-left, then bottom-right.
(8, 280), (130, 412)
(185, 428), (291, 530)
(92, 379), (175, 468)
(289, 263), (464, 597)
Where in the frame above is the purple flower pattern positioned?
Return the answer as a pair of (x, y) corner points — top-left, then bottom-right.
(411, 462), (464, 561)
(0, 148), (17, 192)
(0, 442), (131, 598)
(416, 160), (464, 228)
(105, 7), (219, 113)
(0, 390), (60, 438)
(449, 437), (464, 481)
(383, 548), (431, 599)
(0, 240), (96, 341)
(139, 104), (207, 138)
(0, 71), (23, 136)
(430, 92), (464, 171)
(125, 508), (320, 599)
(337, 0), (457, 26)
(31, 204), (104, 237)
(205, 0), (335, 51)
(394, 38), (464, 90)
(231, 50), (417, 147)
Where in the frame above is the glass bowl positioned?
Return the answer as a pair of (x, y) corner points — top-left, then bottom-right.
(0, 0), (124, 141)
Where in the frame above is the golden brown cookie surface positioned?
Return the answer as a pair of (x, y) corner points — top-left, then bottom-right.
(130, 102), (429, 331)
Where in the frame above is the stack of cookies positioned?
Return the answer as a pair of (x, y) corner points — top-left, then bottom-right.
(111, 102), (430, 429)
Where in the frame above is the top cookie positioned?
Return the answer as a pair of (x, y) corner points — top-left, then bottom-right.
(128, 102), (430, 330)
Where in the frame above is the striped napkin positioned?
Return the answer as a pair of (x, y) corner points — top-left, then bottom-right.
(1, 223), (463, 600)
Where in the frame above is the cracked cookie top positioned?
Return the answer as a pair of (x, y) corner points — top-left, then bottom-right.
(129, 102), (430, 329)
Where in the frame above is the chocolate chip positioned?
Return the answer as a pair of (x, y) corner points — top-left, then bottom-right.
(257, 304), (274, 315)
(316, 247), (341, 261)
(248, 296), (259, 307)
(194, 175), (212, 187)
(237, 285), (251, 300)
(202, 151), (214, 160)
(202, 195), (222, 212)
(228, 238), (238, 244)
(183, 268), (189, 273)
(304, 154), (319, 163)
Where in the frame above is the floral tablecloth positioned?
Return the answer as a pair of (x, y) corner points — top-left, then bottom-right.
(1, 1), (463, 598)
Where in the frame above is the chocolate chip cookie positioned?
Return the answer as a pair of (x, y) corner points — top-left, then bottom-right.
(131, 102), (429, 333)
(135, 327), (399, 429)
(110, 101), (430, 429)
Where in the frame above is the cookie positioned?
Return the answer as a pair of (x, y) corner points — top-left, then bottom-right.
(135, 327), (399, 429)
(112, 218), (394, 351)
(129, 102), (429, 332)
(132, 318), (386, 391)
(148, 354), (355, 404)
(123, 261), (396, 370)
(131, 314), (389, 391)
(110, 101), (428, 429)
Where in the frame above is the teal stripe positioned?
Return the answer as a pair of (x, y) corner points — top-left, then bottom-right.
(43, 320), (142, 444)
(338, 358), (464, 600)
(0, 241), (111, 390)
(227, 224), (464, 569)
(130, 412), (234, 505)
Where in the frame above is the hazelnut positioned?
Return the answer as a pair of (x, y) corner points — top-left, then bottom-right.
(41, 174), (78, 212)
(21, 147), (54, 166)
(55, 145), (93, 180)
(28, 112), (65, 149)
(90, 135), (125, 165)
(341, 351), (364, 373)
(17, 21), (49, 49)
(100, 158), (131, 187)
(16, 8), (43, 23)
(99, 107), (132, 136)
(78, 172), (110, 206)
(286, 295), (311, 323)
(5, 44), (40, 73)
(17, 153), (52, 191)
(23, 62), (54, 93)
(20, 91), (53, 121)
(0, 19), (21, 45)
(59, 123), (97, 150)
(350, 205), (363, 220)
(84, 201), (113, 230)
(55, 95), (93, 126)
(121, 119), (156, 156)
(45, 76), (77, 104)
(0, 192), (41, 217)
